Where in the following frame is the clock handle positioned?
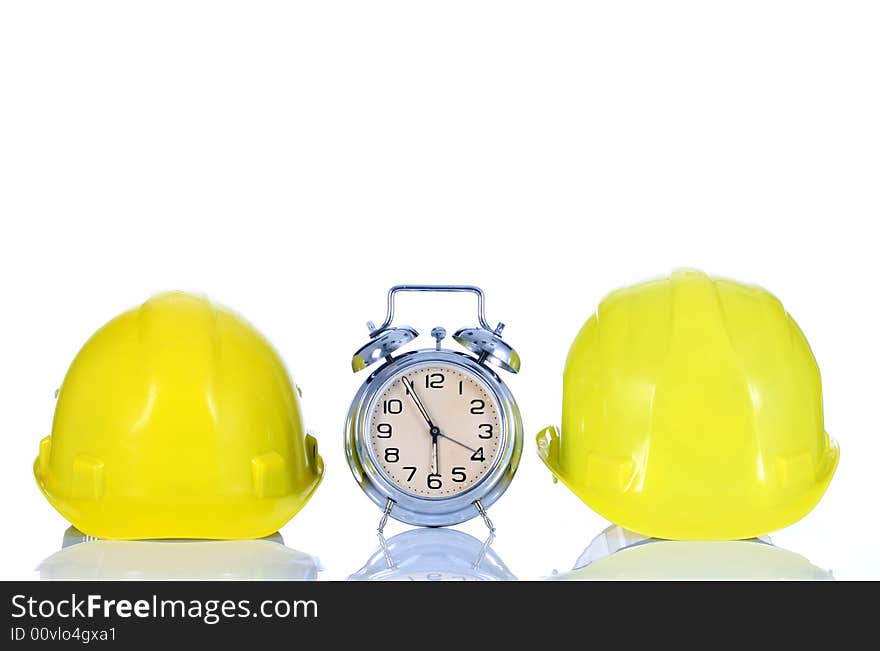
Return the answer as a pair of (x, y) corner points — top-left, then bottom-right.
(369, 285), (503, 337)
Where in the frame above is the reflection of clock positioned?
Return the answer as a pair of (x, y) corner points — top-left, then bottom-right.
(348, 528), (516, 582)
(346, 285), (523, 529)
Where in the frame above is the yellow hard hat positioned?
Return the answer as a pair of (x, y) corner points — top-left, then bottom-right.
(34, 292), (324, 540)
(537, 270), (839, 540)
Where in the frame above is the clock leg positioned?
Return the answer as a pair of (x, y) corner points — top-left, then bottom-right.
(474, 499), (496, 534)
(377, 497), (395, 534)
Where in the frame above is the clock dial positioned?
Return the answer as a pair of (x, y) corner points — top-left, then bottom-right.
(367, 363), (503, 498)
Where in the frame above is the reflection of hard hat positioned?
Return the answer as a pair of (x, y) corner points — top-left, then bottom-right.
(34, 292), (323, 540)
(39, 528), (319, 580)
(538, 270), (839, 540)
(551, 525), (832, 581)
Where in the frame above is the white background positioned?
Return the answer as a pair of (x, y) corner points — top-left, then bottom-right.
(1, 2), (878, 580)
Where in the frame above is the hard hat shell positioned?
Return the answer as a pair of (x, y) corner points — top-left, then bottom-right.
(34, 292), (324, 540)
(537, 270), (839, 540)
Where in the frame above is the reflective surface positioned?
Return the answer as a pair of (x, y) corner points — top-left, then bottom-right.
(349, 528), (516, 581)
(550, 525), (832, 581)
(38, 527), (320, 580)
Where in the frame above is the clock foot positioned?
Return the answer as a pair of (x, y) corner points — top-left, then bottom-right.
(474, 499), (496, 534)
(377, 497), (395, 535)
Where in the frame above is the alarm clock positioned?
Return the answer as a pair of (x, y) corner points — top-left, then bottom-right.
(345, 285), (523, 531)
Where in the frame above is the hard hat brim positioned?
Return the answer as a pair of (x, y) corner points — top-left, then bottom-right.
(33, 451), (324, 541)
(537, 425), (839, 541)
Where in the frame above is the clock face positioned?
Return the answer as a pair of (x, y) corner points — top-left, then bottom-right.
(366, 363), (504, 499)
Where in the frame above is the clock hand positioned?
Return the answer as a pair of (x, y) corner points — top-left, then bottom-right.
(400, 376), (480, 453)
(401, 376), (435, 429)
(437, 432), (479, 454)
(401, 375), (442, 476)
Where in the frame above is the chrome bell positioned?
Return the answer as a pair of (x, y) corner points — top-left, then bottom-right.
(453, 327), (520, 374)
(351, 326), (419, 372)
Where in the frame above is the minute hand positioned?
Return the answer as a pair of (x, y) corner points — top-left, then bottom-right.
(401, 376), (435, 429)
(438, 432), (478, 454)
